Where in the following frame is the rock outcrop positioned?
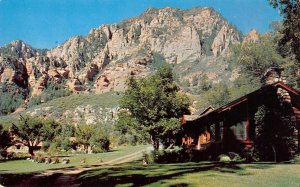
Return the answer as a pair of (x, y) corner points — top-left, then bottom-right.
(0, 7), (243, 112)
(243, 29), (260, 43)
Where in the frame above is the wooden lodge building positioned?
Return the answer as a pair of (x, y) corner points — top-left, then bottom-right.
(180, 68), (300, 156)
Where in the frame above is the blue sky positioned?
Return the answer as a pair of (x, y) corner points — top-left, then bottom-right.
(0, 0), (281, 49)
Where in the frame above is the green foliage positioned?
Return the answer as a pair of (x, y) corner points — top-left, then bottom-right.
(114, 110), (147, 145)
(45, 124), (75, 152)
(198, 75), (211, 92)
(27, 96), (42, 108)
(198, 33), (289, 108)
(42, 83), (70, 102)
(254, 104), (297, 161)
(269, 0), (300, 63)
(28, 83), (71, 107)
(0, 124), (13, 151)
(230, 34), (284, 79)
(181, 80), (190, 87)
(75, 124), (110, 152)
(60, 138), (73, 151)
(90, 128), (110, 152)
(60, 124), (75, 138)
(42, 141), (51, 151)
(120, 65), (190, 150)
(157, 118), (181, 148)
(75, 124), (95, 151)
(10, 116), (61, 155)
(205, 83), (231, 107)
(151, 52), (168, 70)
(47, 142), (60, 156)
(148, 146), (188, 163)
(0, 83), (27, 115)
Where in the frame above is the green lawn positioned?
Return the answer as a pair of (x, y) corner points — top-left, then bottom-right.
(0, 145), (148, 174)
(77, 158), (300, 187)
(0, 145), (149, 185)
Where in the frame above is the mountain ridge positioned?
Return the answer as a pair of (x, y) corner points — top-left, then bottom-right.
(0, 7), (258, 118)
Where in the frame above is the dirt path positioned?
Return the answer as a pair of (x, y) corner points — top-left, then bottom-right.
(17, 147), (152, 187)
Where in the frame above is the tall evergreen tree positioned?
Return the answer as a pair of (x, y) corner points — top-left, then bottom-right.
(269, 0), (300, 63)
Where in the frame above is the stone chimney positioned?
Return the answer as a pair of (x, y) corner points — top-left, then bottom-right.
(262, 67), (291, 103)
(262, 67), (286, 86)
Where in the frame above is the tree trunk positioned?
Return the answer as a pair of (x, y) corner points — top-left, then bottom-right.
(151, 135), (159, 151)
(28, 146), (34, 156)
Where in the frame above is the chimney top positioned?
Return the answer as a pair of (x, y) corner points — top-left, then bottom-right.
(262, 67), (285, 85)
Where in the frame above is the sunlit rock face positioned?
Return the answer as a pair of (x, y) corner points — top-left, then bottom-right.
(0, 7), (242, 103)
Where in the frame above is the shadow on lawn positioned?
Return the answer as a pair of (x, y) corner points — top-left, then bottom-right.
(75, 161), (252, 187)
(0, 172), (37, 186)
(0, 165), (77, 187)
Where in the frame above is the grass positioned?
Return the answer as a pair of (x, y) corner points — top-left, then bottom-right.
(0, 145), (149, 185)
(76, 157), (300, 187)
(0, 145), (148, 174)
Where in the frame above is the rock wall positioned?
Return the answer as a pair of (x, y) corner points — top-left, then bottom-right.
(0, 7), (244, 110)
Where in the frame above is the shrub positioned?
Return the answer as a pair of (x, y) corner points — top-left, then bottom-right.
(6, 152), (16, 160)
(92, 145), (105, 153)
(143, 151), (154, 164)
(150, 147), (188, 163)
(45, 157), (52, 164)
(126, 134), (138, 146)
(33, 156), (39, 162)
(51, 157), (59, 164)
(117, 135), (127, 145)
(42, 141), (51, 151)
(37, 156), (46, 163)
(90, 129), (110, 152)
(0, 150), (8, 158)
(48, 142), (60, 156)
(61, 138), (73, 151)
(62, 158), (70, 164)
(218, 154), (231, 162)
(14, 152), (30, 159)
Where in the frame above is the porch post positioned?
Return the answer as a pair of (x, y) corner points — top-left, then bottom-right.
(246, 119), (250, 141)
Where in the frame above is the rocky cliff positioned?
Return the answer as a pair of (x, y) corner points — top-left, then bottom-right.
(0, 7), (245, 115)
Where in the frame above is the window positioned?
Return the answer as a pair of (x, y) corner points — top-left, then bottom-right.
(230, 121), (247, 140)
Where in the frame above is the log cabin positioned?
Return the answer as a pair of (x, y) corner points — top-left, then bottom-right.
(180, 67), (300, 155)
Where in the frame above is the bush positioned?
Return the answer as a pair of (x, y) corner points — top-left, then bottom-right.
(37, 156), (46, 163)
(117, 135), (127, 145)
(90, 129), (110, 152)
(218, 154), (231, 162)
(0, 150), (8, 158)
(6, 152), (16, 160)
(48, 142), (60, 155)
(62, 158), (70, 164)
(33, 156), (39, 162)
(126, 134), (138, 146)
(143, 151), (154, 164)
(150, 147), (188, 163)
(42, 141), (51, 151)
(61, 138), (73, 151)
(0, 154), (5, 160)
(51, 157), (60, 164)
(45, 157), (52, 164)
(92, 145), (105, 153)
(14, 152), (30, 159)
